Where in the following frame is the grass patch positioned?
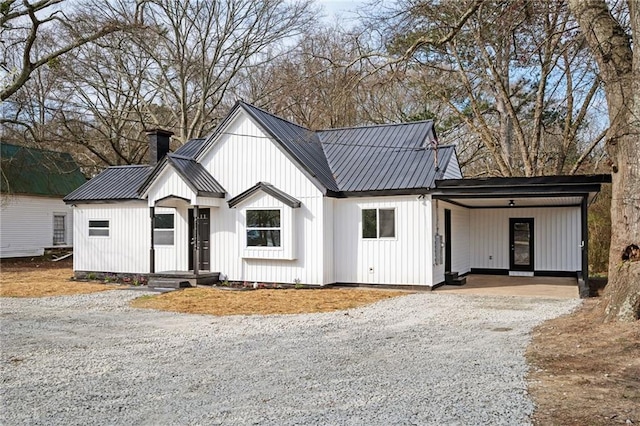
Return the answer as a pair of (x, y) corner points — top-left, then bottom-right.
(130, 287), (411, 316)
(0, 268), (117, 297)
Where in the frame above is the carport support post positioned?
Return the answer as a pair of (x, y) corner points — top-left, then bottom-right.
(579, 196), (589, 298)
(149, 206), (155, 274)
(193, 206), (199, 277)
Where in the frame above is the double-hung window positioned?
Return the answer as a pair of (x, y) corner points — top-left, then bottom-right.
(154, 214), (174, 245)
(88, 220), (109, 237)
(362, 208), (395, 239)
(246, 209), (281, 247)
(53, 214), (66, 245)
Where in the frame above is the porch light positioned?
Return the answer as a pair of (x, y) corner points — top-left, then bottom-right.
(509, 200), (515, 207)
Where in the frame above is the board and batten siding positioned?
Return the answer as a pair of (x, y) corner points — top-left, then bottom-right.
(442, 152), (463, 179)
(469, 206), (582, 272)
(73, 202), (150, 273)
(147, 167), (197, 207)
(201, 112), (328, 285)
(1, 195), (74, 258)
(333, 196), (433, 286)
(432, 200), (471, 285)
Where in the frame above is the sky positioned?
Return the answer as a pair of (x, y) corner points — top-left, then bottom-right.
(316, 0), (369, 25)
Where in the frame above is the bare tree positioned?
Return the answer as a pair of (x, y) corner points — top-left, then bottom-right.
(0, 0), (132, 101)
(569, 0), (640, 322)
(378, 0), (605, 177)
(135, 0), (317, 143)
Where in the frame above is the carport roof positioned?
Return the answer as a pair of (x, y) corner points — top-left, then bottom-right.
(432, 174), (611, 208)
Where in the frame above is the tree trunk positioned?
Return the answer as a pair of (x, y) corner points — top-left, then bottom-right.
(569, 0), (640, 322)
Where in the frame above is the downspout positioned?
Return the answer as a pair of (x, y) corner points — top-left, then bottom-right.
(149, 206), (155, 274)
(579, 195), (589, 298)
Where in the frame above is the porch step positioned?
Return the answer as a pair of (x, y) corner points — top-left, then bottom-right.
(147, 278), (192, 289)
(445, 272), (466, 286)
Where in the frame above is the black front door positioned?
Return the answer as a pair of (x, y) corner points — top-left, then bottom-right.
(509, 218), (534, 271)
(189, 208), (210, 271)
(444, 209), (452, 273)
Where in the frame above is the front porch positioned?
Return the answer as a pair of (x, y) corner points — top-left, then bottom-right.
(148, 271), (220, 289)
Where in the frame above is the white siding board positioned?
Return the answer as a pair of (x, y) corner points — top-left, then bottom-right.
(323, 198), (334, 284)
(147, 167), (196, 206)
(333, 196), (432, 286)
(469, 207), (581, 272)
(73, 202), (149, 273)
(443, 152), (463, 179)
(1, 195), (74, 258)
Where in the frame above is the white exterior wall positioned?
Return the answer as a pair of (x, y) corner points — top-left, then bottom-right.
(431, 200), (471, 285)
(333, 196), (433, 286)
(323, 198), (335, 284)
(470, 206), (582, 272)
(1, 195), (73, 258)
(147, 168), (196, 206)
(72, 202), (150, 273)
(200, 113), (327, 285)
(443, 152), (463, 179)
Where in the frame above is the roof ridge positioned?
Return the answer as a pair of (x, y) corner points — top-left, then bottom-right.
(317, 120), (434, 132)
(107, 164), (152, 169)
(239, 101), (313, 133)
(167, 153), (194, 161)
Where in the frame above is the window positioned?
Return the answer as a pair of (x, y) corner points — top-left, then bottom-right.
(246, 209), (281, 247)
(88, 220), (109, 237)
(53, 214), (66, 245)
(154, 214), (174, 245)
(362, 208), (395, 239)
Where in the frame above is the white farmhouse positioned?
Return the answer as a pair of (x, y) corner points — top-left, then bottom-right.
(64, 102), (609, 293)
(1, 143), (86, 258)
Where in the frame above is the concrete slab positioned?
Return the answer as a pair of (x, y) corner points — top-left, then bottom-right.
(435, 275), (578, 298)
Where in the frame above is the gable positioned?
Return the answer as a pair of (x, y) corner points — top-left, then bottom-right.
(198, 110), (324, 199)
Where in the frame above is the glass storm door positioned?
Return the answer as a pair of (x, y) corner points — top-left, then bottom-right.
(509, 218), (534, 271)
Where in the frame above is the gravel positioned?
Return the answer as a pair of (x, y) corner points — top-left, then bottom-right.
(0, 289), (580, 426)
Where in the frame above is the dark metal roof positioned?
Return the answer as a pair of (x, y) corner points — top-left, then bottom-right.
(1, 143), (86, 197)
(238, 102), (340, 193)
(64, 165), (152, 203)
(433, 174), (611, 197)
(173, 138), (206, 159)
(317, 122), (454, 192)
(167, 155), (226, 197)
(228, 182), (302, 208)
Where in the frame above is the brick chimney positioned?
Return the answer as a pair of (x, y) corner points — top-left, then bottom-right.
(146, 129), (173, 165)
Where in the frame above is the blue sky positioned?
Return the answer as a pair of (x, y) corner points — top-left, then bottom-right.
(316, 0), (369, 23)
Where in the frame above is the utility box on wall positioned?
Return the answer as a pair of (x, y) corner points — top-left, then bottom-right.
(434, 233), (443, 265)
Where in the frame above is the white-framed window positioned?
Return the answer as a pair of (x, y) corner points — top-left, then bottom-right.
(154, 213), (174, 246)
(246, 209), (281, 247)
(362, 208), (395, 239)
(53, 214), (66, 245)
(88, 220), (109, 237)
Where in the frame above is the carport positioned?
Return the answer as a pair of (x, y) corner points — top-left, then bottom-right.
(431, 174), (611, 297)
(435, 274), (578, 298)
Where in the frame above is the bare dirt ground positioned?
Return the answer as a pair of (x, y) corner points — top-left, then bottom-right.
(527, 298), (640, 425)
(0, 256), (116, 297)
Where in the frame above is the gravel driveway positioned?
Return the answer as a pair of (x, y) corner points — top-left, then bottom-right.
(0, 290), (579, 426)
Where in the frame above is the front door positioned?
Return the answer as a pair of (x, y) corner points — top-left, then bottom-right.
(188, 208), (210, 271)
(444, 209), (452, 273)
(509, 218), (534, 271)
